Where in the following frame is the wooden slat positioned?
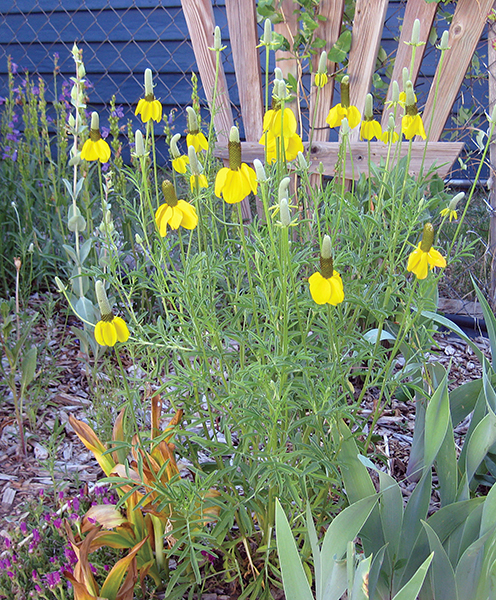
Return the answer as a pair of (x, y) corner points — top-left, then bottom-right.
(421, 0), (495, 142)
(380, 0), (437, 128)
(274, 0), (299, 116)
(214, 140), (464, 181)
(180, 0), (233, 142)
(225, 0), (263, 140)
(347, 0), (389, 142)
(309, 0), (345, 144)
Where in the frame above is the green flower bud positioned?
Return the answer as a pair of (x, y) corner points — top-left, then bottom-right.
(274, 67), (283, 81)
(170, 133), (181, 159)
(278, 177), (290, 201)
(144, 68), (153, 97)
(279, 198), (291, 227)
(253, 159), (267, 182)
(317, 50), (327, 75)
(404, 81), (416, 108)
(134, 130), (145, 157)
(186, 106), (199, 134)
(214, 26), (222, 51)
(229, 126), (240, 144)
(54, 276), (66, 293)
(297, 151), (308, 170)
(340, 117), (350, 136)
(391, 80), (399, 103)
(95, 280), (113, 319)
(90, 111), (100, 131)
(188, 145), (201, 175)
(449, 191), (464, 210)
(438, 30), (450, 51)
(263, 19), (272, 45)
(411, 19), (420, 46)
(321, 234), (332, 259)
(402, 67), (409, 91)
(135, 233), (143, 245)
(387, 113), (395, 131)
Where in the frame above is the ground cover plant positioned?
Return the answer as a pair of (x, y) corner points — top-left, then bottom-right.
(1, 16), (496, 600)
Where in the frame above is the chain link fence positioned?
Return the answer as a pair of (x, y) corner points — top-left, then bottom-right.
(0, 0), (493, 314)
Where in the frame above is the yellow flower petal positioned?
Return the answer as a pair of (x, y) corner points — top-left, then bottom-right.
(172, 155), (189, 174)
(187, 132), (208, 152)
(360, 120), (383, 141)
(136, 98), (163, 123)
(427, 248), (446, 269)
(95, 320), (117, 347)
(407, 246), (429, 280)
(326, 104), (347, 128)
(215, 167), (229, 198)
(112, 317), (130, 343)
(346, 105), (361, 129)
(177, 200), (198, 230)
(309, 272), (331, 304)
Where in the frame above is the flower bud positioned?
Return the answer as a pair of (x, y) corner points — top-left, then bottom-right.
(340, 75), (350, 108)
(411, 19), (420, 46)
(449, 191), (464, 210)
(54, 277), (66, 293)
(321, 235), (332, 259)
(134, 130), (145, 157)
(229, 126), (240, 144)
(274, 67), (283, 82)
(90, 111), (100, 131)
(263, 19), (272, 45)
(297, 151), (308, 170)
(404, 81), (415, 107)
(340, 117), (350, 136)
(387, 113), (395, 131)
(253, 159), (267, 182)
(162, 180), (179, 207)
(420, 222), (435, 253)
(135, 233), (143, 245)
(317, 50), (327, 75)
(95, 280), (112, 318)
(438, 30), (449, 51)
(144, 68), (153, 97)
(228, 126), (241, 170)
(214, 26), (222, 51)
(186, 106), (199, 133)
(188, 145), (201, 175)
(364, 93), (373, 120)
(278, 177), (290, 201)
(391, 80), (399, 104)
(170, 133), (181, 159)
(279, 198), (291, 227)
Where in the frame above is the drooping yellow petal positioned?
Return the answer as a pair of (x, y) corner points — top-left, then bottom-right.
(240, 163), (258, 195)
(326, 104), (347, 128)
(95, 321), (117, 347)
(177, 200), (198, 230)
(327, 272), (344, 305)
(285, 133), (304, 161)
(360, 120), (383, 141)
(309, 272), (332, 304)
(172, 155), (189, 174)
(427, 248), (446, 269)
(187, 132), (208, 152)
(402, 114), (426, 140)
(155, 204), (173, 236)
(215, 167), (229, 198)
(168, 206), (183, 230)
(112, 317), (130, 343)
(346, 105), (361, 129)
(190, 173), (208, 191)
(407, 246), (429, 280)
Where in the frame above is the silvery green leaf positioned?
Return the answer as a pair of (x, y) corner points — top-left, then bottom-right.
(422, 520), (458, 600)
(75, 296), (95, 325)
(350, 554), (372, 600)
(392, 553), (434, 600)
(362, 329), (396, 344)
(275, 499), (313, 600)
(68, 214), (86, 232)
(79, 238), (93, 266)
(62, 244), (77, 263)
(424, 372), (449, 469)
(465, 411), (496, 484)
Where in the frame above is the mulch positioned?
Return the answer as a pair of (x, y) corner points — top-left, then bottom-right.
(0, 293), (492, 598)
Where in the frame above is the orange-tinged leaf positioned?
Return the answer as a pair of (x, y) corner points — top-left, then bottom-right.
(69, 415), (116, 476)
(85, 529), (136, 551)
(64, 572), (99, 600)
(164, 409), (183, 443)
(112, 408), (127, 464)
(83, 505), (127, 531)
(151, 394), (163, 439)
(99, 537), (148, 600)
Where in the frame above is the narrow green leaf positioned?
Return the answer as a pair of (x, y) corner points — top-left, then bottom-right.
(465, 411), (496, 484)
(350, 554), (372, 600)
(435, 410), (458, 506)
(275, 499), (313, 600)
(305, 503), (322, 600)
(473, 279), (496, 371)
(20, 346), (37, 391)
(421, 520), (458, 600)
(455, 529), (495, 599)
(424, 373), (449, 469)
(392, 553), (434, 600)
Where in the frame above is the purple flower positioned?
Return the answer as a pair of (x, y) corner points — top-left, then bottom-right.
(71, 497), (80, 512)
(53, 518), (62, 529)
(11, 62), (18, 74)
(44, 571), (61, 589)
(0, 557), (12, 570)
(0, 97), (5, 105)
(44, 513), (51, 524)
(54, 52), (59, 60)
(89, 563), (97, 574)
(32, 529), (40, 543)
(35, 584), (42, 593)
(7, 570), (15, 578)
(58, 491), (64, 501)
(201, 550), (216, 564)
(49, 557), (57, 564)
(32, 569), (39, 581)
(20, 522), (27, 535)
(39, 489), (45, 498)
(100, 126), (110, 139)
(111, 106), (124, 118)
(3, 536), (11, 549)
(64, 546), (77, 565)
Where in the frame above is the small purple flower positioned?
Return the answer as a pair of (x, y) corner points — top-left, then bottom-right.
(20, 522), (27, 535)
(11, 62), (18, 74)
(64, 546), (77, 565)
(100, 126), (110, 139)
(101, 162), (110, 173)
(49, 557), (57, 564)
(201, 550), (216, 565)
(58, 491), (64, 501)
(44, 571), (61, 589)
(89, 563), (97, 574)
(54, 52), (59, 60)
(32, 569), (39, 581)
(44, 513), (51, 524)
(32, 529), (40, 543)
(103, 564), (110, 572)
(7, 570), (15, 578)
(53, 518), (62, 529)
(3, 536), (11, 549)
(0, 557), (12, 570)
(111, 106), (124, 118)
(71, 497), (80, 512)
(35, 584), (42, 593)
(0, 96), (5, 105)
(39, 489), (45, 498)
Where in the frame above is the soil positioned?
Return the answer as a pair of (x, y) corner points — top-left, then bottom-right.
(0, 293), (492, 599)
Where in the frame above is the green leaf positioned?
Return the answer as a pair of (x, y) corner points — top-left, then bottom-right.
(75, 296), (96, 325)
(378, 471), (403, 566)
(392, 553), (434, 600)
(465, 411), (496, 484)
(424, 372), (449, 469)
(472, 279), (496, 370)
(422, 520), (458, 600)
(350, 554), (372, 600)
(435, 410), (458, 506)
(328, 29), (352, 63)
(20, 347), (37, 392)
(455, 529), (496, 599)
(275, 499), (314, 600)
